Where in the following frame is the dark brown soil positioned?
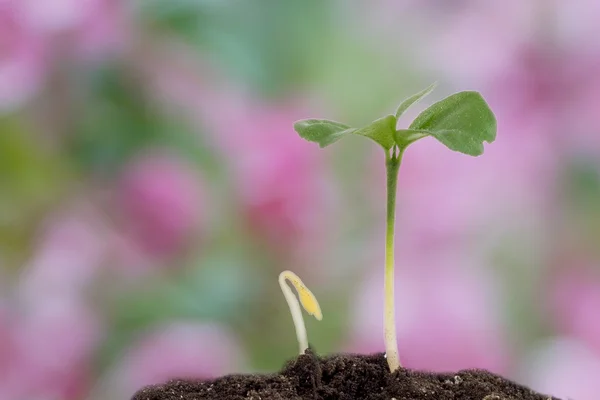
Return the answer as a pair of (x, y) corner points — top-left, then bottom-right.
(133, 350), (559, 400)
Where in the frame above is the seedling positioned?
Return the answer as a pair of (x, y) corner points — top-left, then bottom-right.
(279, 270), (323, 354)
(294, 83), (497, 372)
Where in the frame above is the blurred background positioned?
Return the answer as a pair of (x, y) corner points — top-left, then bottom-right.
(1, 1), (600, 399)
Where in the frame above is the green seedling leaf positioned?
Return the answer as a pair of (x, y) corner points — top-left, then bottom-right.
(393, 129), (429, 148)
(294, 119), (354, 148)
(295, 115), (397, 150)
(394, 82), (437, 119)
(403, 91), (496, 156)
(352, 114), (397, 150)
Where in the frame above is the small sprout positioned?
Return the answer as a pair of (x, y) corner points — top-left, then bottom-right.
(278, 270), (322, 355)
(294, 84), (497, 372)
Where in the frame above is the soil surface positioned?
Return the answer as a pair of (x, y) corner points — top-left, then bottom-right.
(133, 350), (559, 400)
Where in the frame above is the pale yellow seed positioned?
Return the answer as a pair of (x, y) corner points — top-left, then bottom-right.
(284, 272), (322, 321)
(298, 287), (322, 321)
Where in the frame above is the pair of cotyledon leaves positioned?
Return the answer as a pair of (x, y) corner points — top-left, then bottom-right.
(294, 83), (497, 156)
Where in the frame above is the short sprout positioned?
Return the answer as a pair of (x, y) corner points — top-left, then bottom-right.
(278, 270), (322, 354)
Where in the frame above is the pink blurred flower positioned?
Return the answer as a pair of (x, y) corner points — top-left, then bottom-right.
(18, 206), (110, 303)
(110, 322), (246, 398)
(2, 207), (106, 399)
(198, 95), (334, 254)
(224, 104), (332, 249)
(425, 1), (538, 87)
(14, 0), (128, 53)
(0, 1), (46, 112)
(139, 49), (334, 254)
(73, 0), (129, 60)
(348, 248), (509, 373)
(427, 1), (600, 152)
(524, 338), (600, 400)
(488, 45), (600, 152)
(118, 150), (205, 258)
(547, 265), (600, 355)
(13, 0), (127, 64)
(0, 302), (13, 377)
(5, 299), (101, 400)
(0, 0), (128, 112)
(15, 0), (99, 33)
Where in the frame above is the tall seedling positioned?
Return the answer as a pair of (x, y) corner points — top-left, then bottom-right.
(294, 84), (497, 371)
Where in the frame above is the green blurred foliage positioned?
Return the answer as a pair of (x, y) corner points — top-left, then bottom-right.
(138, 0), (335, 96)
(0, 117), (68, 268)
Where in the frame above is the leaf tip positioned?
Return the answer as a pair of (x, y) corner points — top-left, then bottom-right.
(292, 119), (309, 133)
(394, 82), (439, 119)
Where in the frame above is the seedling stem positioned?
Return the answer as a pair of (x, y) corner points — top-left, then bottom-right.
(384, 146), (402, 371)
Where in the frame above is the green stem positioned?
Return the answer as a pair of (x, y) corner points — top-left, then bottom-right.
(384, 146), (402, 372)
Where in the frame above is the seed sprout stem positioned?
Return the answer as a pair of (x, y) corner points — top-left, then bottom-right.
(384, 145), (402, 371)
(278, 270), (322, 355)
